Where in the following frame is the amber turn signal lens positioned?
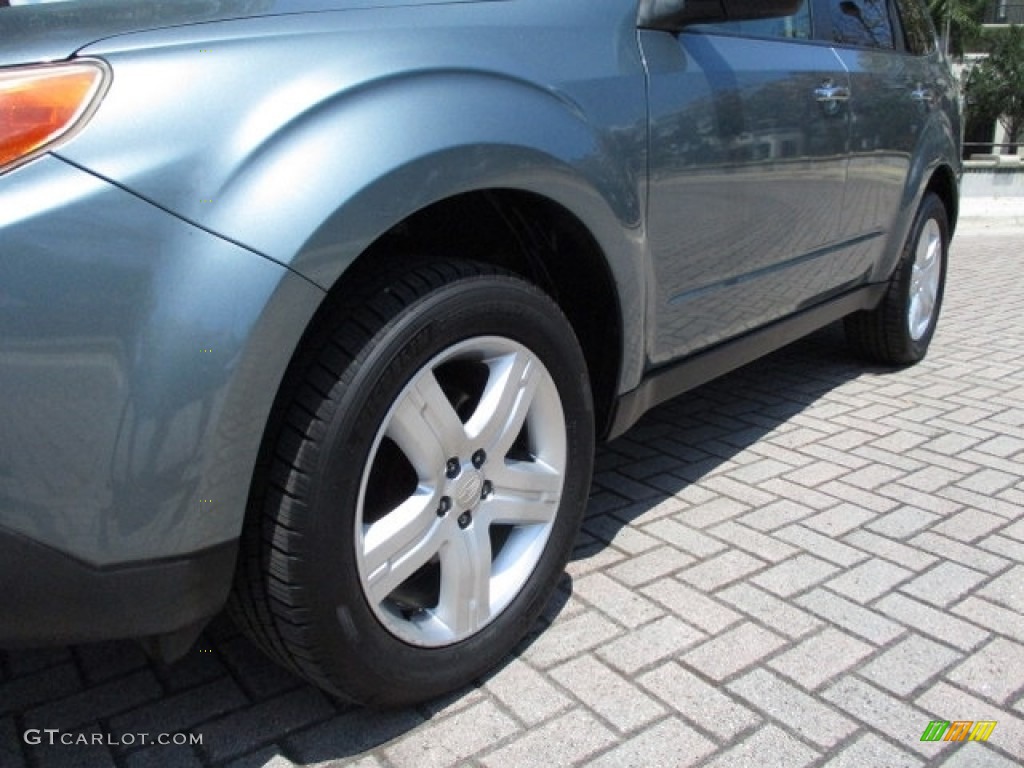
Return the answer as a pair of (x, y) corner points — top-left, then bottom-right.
(0, 61), (108, 173)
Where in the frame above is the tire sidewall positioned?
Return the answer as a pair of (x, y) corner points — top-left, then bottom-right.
(297, 274), (593, 705)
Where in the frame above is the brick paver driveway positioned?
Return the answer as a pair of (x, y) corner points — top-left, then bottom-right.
(3, 221), (1023, 768)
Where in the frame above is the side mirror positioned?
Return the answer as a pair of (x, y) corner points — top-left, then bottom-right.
(638, 0), (803, 31)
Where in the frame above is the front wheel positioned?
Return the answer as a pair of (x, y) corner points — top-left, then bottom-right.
(229, 261), (594, 707)
(845, 192), (949, 364)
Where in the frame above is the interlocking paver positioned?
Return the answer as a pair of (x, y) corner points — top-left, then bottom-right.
(680, 622), (787, 681)
(596, 615), (705, 675)
(716, 583), (823, 639)
(858, 633), (963, 696)
(726, 668), (857, 748)
(767, 628), (874, 690)
(478, 710), (615, 768)
(585, 718), (716, 768)
(819, 733), (924, 768)
(751, 554), (839, 597)
(700, 724), (819, 768)
(4, 226), (1023, 768)
(946, 637), (1024, 706)
(825, 557), (914, 603)
(550, 655), (665, 733)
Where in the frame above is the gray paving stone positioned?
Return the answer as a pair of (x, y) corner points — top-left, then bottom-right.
(727, 668), (858, 748)
(946, 637), (1024, 706)
(824, 677), (949, 757)
(909, 532), (1011, 575)
(583, 514), (660, 554)
(801, 504), (877, 537)
(752, 554), (840, 597)
(737, 499), (816, 531)
(585, 717), (717, 768)
(716, 583), (823, 639)
(681, 622), (787, 681)
(866, 507), (943, 539)
(707, 520), (798, 562)
(640, 579), (741, 634)
(957, 468), (1019, 495)
(550, 655), (665, 733)
(825, 558), (914, 603)
(774, 525), (869, 566)
(641, 517), (727, 557)
(638, 662), (760, 740)
(607, 546), (694, 587)
(819, 732), (923, 768)
(978, 565), (1024, 613)
(797, 589), (906, 644)
(482, 658), (572, 726)
(678, 496), (750, 529)
(842, 530), (940, 571)
(521, 610), (623, 669)
(901, 562), (988, 608)
(597, 615), (705, 675)
(858, 633), (963, 696)
(767, 628), (875, 690)
(678, 549), (767, 591)
(700, 724), (819, 768)
(875, 594), (989, 651)
(932, 509), (1010, 543)
(574, 572), (664, 628)
(478, 709), (615, 768)
(937, 744), (1022, 768)
(979, 534), (1024, 563)
(952, 597), (1024, 643)
(386, 699), (519, 768)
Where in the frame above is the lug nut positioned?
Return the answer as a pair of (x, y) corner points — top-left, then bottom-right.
(437, 496), (452, 517)
(457, 511), (472, 529)
(481, 480), (493, 499)
(471, 449), (487, 468)
(445, 458), (461, 479)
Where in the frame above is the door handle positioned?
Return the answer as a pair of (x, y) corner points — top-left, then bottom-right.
(911, 86), (936, 106)
(814, 81), (851, 103)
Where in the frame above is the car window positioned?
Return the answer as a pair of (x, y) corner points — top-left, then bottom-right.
(690, 1), (813, 40)
(894, 0), (937, 54)
(829, 0), (895, 49)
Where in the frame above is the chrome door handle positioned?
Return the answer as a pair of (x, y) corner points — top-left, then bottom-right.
(814, 82), (851, 102)
(911, 87), (936, 105)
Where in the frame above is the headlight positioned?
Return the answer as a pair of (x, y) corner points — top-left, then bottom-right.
(0, 59), (109, 174)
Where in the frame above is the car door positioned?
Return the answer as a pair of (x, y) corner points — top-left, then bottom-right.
(640, 2), (853, 366)
(824, 0), (942, 255)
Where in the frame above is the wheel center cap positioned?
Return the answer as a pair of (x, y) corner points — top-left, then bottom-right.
(453, 469), (484, 510)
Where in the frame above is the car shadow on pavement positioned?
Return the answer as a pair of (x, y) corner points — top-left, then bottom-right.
(3, 321), (901, 767)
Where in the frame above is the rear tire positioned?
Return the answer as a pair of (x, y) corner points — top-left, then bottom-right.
(845, 192), (949, 364)
(229, 260), (594, 707)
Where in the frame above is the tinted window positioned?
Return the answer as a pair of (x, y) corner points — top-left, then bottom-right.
(830, 0), (895, 49)
(896, 0), (937, 54)
(691, 1), (813, 40)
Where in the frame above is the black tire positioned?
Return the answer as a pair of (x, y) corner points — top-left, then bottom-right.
(229, 260), (594, 707)
(845, 192), (949, 365)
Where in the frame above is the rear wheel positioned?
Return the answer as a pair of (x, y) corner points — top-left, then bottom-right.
(845, 192), (949, 364)
(229, 260), (594, 706)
